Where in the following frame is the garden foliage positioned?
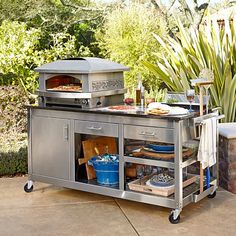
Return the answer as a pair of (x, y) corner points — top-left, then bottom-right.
(0, 146), (27, 176)
(0, 0), (101, 57)
(96, 3), (167, 91)
(0, 86), (28, 134)
(0, 20), (77, 93)
(0, 20), (78, 175)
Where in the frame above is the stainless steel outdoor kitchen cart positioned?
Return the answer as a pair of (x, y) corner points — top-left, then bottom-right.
(25, 106), (223, 223)
(24, 58), (223, 224)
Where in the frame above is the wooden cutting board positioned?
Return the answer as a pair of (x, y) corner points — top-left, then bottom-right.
(81, 137), (117, 180)
(132, 147), (193, 159)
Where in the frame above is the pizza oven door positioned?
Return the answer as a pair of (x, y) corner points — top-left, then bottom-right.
(46, 75), (83, 92)
(37, 74), (94, 108)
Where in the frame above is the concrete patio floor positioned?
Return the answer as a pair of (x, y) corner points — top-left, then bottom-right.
(0, 176), (236, 236)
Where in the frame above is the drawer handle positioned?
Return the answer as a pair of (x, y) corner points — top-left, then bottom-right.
(63, 125), (69, 140)
(140, 131), (155, 136)
(87, 126), (102, 131)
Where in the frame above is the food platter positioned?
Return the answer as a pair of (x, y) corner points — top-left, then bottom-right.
(106, 105), (138, 112)
(147, 102), (189, 116)
(108, 105), (136, 110)
(147, 107), (189, 116)
(147, 102), (170, 115)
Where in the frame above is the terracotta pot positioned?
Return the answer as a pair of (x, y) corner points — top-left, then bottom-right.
(125, 164), (137, 178)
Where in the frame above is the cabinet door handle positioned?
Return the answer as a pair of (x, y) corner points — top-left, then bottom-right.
(63, 125), (69, 140)
(87, 126), (102, 131)
(139, 131), (155, 136)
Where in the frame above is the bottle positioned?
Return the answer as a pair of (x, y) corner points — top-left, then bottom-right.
(140, 85), (145, 110)
(103, 145), (110, 161)
(136, 75), (142, 106)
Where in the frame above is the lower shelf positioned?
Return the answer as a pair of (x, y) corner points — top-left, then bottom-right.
(30, 174), (216, 209)
(128, 174), (197, 197)
(77, 178), (120, 190)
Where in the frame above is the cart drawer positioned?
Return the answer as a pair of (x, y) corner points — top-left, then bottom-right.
(75, 120), (118, 137)
(124, 124), (174, 143)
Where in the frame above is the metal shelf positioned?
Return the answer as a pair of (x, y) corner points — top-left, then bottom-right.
(124, 155), (175, 168)
(124, 155), (197, 169)
(182, 156), (197, 168)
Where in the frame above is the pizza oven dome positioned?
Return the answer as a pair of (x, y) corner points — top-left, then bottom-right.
(35, 57), (129, 108)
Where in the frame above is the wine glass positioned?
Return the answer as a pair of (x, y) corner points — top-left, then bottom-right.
(186, 89), (195, 112)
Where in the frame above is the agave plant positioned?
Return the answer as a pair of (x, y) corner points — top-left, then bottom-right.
(144, 18), (236, 122)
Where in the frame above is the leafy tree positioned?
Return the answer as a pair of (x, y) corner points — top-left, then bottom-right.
(0, 0), (104, 56)
(0, 20), (77, 93)
(96, 3), (167, 91)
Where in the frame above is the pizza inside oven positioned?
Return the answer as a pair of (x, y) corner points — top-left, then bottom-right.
(46, 75), (82, 92)
(49, 84), (82, 92)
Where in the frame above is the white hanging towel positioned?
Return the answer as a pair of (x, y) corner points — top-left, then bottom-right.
(197, 117), (217, 169)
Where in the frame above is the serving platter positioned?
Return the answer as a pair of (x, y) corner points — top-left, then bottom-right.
(143, 147), (174, 154)
(147, 144), (174, 152)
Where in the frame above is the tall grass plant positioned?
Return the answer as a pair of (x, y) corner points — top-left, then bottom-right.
(144, 18), (236, 122)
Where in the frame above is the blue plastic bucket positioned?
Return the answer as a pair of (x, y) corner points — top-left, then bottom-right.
(88, 156), (119, 185)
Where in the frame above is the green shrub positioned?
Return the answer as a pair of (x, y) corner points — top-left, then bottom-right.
(0, 147), (27, 176)
(0, 135), (28, 176)
(0, 86), (29, 134)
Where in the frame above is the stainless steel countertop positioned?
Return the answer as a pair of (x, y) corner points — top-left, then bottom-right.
(27, 105), (197, 121)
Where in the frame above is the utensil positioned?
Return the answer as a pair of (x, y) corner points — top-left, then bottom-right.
(144, 165), (153, 176)
(198, 69), (214, 114)
(136, 165), (144, 184)
(206, 167), (211, 189)
(94, 147), (102, 160)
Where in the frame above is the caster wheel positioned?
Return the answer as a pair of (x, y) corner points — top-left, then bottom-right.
(169, 213), (180, 224)
(208, 191), (216, 199)
(24, 183), (33, 193)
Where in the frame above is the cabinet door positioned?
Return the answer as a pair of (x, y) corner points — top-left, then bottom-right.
(31, 116), (70, 180)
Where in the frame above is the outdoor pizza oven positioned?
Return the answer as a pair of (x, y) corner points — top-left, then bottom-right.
(35, 57), (129, 108)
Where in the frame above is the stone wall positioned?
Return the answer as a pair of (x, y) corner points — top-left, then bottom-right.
(219, 135), (236, 194)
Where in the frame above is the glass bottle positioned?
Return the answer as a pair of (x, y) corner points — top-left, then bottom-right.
(136, 75), (142, 105)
